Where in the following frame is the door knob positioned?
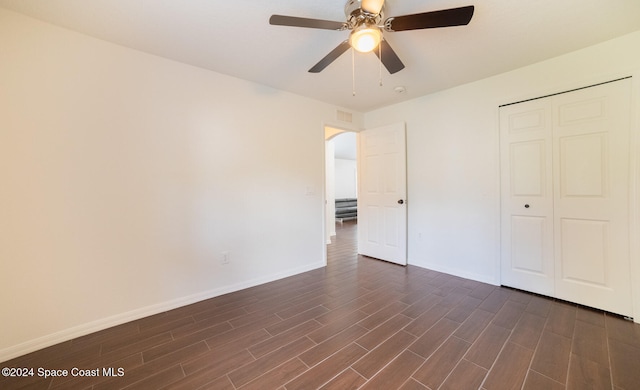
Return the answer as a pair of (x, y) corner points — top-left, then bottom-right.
(398, 199), (404, 205)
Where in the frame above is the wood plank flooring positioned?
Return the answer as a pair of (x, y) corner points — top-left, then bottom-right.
(2, 220), (640, 389)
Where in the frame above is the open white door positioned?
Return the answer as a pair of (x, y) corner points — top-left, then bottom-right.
(357, 122), (407, 265)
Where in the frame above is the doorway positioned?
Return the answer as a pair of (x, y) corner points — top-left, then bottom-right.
(325, 129), (358, 245)
(324, 122), (408, 266)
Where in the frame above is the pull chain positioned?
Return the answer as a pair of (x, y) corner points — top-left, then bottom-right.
(352, 47), (356, 96)
(379, 40), (383, 86)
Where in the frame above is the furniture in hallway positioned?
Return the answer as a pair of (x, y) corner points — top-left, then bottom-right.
(335, 198), (357, 222)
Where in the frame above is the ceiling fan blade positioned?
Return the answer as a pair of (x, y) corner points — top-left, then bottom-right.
(385, 5), (474, 32)
(361, 0), (385, 15)
(309, 41), (351, 73)
(269, 15), (346, 30)
(374, 39), (405, 74)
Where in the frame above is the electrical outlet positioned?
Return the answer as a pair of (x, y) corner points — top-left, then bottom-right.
(221, 251), (230, 265)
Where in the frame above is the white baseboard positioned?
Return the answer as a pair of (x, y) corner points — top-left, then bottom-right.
(0, 261), (325, 363)
(409, 259), (500, 286)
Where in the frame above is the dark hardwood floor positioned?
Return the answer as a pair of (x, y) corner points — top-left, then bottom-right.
(2, 220), (640, 389)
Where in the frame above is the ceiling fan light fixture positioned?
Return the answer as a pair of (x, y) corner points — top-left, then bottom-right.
(349, 24), (382, 53)
(270, 2), (474, 74)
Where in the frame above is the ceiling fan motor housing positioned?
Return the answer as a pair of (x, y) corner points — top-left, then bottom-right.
(345, 0), (383, 29)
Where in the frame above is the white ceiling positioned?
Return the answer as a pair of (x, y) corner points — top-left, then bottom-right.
(334, 132), (357, 160)
(2, 0), (640, 112)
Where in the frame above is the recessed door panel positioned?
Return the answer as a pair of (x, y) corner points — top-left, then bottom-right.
(511, 216), (547, 274)
(384, 206), (399, 248)
(558, 98), (606, 125)
(366, 206), (380, 244)
(560, 218), (608, 286)
(383, 154), (399, 194)
(365, 155), (380, 193)
(510, 141), (546, 197)
(509, 109), (546, 133)
(559, 133), (608, 198)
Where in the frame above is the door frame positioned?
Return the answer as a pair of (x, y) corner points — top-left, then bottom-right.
(631, 72), (640, 323)
(322, 121), (408, 267)
(322, 124), (359, 266)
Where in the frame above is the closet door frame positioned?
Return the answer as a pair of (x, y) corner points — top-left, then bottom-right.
(499, 74), (640, 322)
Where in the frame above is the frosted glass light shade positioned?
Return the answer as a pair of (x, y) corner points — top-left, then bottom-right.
(349, 26), (382, 53)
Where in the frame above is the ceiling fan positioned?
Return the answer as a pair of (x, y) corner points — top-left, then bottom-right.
(269, 0), (474, 74)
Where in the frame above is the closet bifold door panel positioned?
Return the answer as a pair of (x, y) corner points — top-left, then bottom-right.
(500, 98), (555, 297)
(500, 78), (634, 317)
(552, 80), (633, 316)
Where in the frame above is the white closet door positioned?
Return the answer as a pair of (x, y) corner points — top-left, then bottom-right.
(500, 98), (555, 296)
(552, 79), (633, 316)
(500, 78), (633, 317)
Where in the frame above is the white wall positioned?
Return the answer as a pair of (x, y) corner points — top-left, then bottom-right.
(2, 9), (639, 361)
(335, 159), (357, 199)
(364, 31), (640, 319)
(0, 8), (360, 361)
